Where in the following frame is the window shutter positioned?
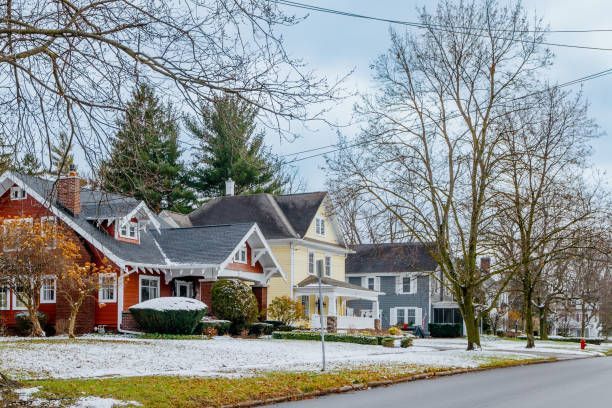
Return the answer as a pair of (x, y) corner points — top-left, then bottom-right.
(410, 274), (418, 294)
(361, 277), (367, 288)
(395, 276), (401, 294)
(374, 277), (381, 292)
(415, 308), (423, 327)
(390, 308), (397, 326)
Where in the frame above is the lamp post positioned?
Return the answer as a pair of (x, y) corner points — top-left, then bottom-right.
(317, 260), (326, 372)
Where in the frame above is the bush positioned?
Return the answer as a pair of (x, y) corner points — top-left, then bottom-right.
(263, 320), (284, 329)
(129, 297), (207, 334)
(249, 322), (274, 337)
(211, 280), (259, 333)
(516, 335), (604, 345)
(381, 337), (395, 347)
(195, 319), (232, 336)
(15, 312), (47, 336)
(267, 296), (304, 325)
(400, 337), (413, 348)
(388, 327), (401, 336)
(428, 323), (463, 338)
(272, 331), (379, 345)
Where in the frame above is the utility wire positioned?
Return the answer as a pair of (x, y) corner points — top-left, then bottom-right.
(273, 0), (612, 51)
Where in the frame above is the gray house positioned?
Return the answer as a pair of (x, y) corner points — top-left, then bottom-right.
(346, 243), (437, 330)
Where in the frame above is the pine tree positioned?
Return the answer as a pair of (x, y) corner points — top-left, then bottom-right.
(186, 95), (287, 198)
(99, 83), (194, 213)
(13, 153), (44, 176)
(51, 133), (76, 175)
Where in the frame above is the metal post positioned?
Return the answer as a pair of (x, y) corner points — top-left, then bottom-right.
(317, 272), (326, 372)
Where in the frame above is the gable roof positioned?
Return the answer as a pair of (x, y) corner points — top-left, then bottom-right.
(346, 243), (438, 274)
(188, 191), (330, 240)
(274, 192), (327, 237)
(297, 275), (378, 293)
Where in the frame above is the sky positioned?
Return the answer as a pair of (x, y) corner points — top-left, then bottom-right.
(266, 0), (612, 191)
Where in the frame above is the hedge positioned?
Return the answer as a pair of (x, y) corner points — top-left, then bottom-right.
(15, 312), (47, 336)
(272, 331), (379, 345)
(130, 308), (207, 335)
(517, 335), (604, 345)
(428, 323), (463, 338)
(195, 320), (232, 336)
(249, 323), (274, 336)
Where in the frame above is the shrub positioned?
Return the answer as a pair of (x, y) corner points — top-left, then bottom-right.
(428, 323), (463, 338)
(211, 280), (259, 333)
(388, 327), (401, 336)
(267, 296), (304, 325)
(400, 337), (413, 348)
(15, 312), (47, 336)
(272, 331), (379, 345)
(249, 322), (274, 337)
(516, 335), (604, 345)
(381, 337), (395, 347)
(129, 297), (207, 334)
(196, 319), (232, 336)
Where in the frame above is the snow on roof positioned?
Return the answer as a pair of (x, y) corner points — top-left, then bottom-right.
(129, 297), (207, 311)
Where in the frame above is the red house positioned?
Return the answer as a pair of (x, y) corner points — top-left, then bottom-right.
(0, 170), (284, 333)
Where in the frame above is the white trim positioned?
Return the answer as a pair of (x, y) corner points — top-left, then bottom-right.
(324, 255), (332, 277)
(361, 276), (380, 292)
(40, 276), (57, 304)
(122, 201), (161, 232)
(346, 271), (435, 277)
(9, 186), (27, 200)
(138, 275), (160, 303)
(315, 217), (326, 236)
(390, 307), (422, 327)
(0, 286), (9, 310)
(307, 251), (315, 275)
(396, 273), (418, 295)
(118, 220), (139, 242)
(12, 290), (27, 311)
(268, 238), (354, 254)
(98, 273), (117, 303)
(233, 244), (248, 264)
(175, 280), (194, 298)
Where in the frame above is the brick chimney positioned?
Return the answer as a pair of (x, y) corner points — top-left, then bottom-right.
(57, 164), (81, 215)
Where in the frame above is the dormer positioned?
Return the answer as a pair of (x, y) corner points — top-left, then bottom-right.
(115, 217), (141, 243)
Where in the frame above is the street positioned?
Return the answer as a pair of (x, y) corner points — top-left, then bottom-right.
(273, 357), (612, 408)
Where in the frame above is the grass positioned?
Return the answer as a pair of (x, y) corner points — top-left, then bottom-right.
(25, 357), (551, 408)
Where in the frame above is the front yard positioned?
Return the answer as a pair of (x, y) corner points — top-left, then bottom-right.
(0, 335), (609, 407)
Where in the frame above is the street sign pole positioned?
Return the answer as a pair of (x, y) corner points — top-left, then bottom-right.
(318, 270), (326, 372)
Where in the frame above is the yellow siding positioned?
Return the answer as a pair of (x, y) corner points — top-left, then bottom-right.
(266, 245), (292, 305)
(303, 199), (342, 246)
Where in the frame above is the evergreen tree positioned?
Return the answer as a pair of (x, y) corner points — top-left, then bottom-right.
(51, 133), (76, 175)
(13, 153), (44, 176)
(99, 83), (194, 213)
(186, 95), (286, 198)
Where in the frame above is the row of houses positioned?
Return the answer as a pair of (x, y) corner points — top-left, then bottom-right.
(0, 170), (465, 334)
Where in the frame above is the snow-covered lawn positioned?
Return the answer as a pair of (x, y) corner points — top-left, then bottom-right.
(0, 335), (608, 380)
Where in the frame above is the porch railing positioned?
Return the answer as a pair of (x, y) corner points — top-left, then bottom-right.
(311, 314), (376, 330)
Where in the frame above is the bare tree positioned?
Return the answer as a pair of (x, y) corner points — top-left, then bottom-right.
(488, 87), (599, 348)
(328, 0), (551, 349)
(0, 0), (341, 177)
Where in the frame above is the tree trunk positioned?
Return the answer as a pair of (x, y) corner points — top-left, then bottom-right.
(27, 307), (45, 337)
(539, 307), (549, 340)
(68, 297), (84, 340)
(523, 290), (535, 348)
(580, 303), (586, 338)
(461, 297), (480, 350)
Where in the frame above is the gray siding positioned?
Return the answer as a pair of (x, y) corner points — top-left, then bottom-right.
(347, 274), (430, 331)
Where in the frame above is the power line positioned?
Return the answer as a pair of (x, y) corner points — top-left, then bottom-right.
(273, 0), (612, 51)
(277, 66), (612, 166)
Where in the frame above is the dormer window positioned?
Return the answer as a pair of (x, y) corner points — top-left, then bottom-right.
(10, 186), (26, 201)
(118, 221), (139, 240)
(315, 217), (326, 236)
(234, 244), (247, 263)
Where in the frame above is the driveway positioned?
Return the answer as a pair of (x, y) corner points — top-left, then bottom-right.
(273, 357), (612, 408)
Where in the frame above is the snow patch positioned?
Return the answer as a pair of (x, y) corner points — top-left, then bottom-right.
(71, 396), (142, 407)
(129, 297), (206, 311)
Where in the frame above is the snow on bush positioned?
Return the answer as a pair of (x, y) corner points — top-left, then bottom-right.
(129, 297), (207, 334)
(130, 297), (207, 312)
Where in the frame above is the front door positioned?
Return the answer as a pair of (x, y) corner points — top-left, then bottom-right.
(176, 281), (194, 298)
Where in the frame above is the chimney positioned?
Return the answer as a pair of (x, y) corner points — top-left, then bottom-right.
(225, 178), (235, 196)
(480, 257), (491, 274)
(57, 164), (81, 215)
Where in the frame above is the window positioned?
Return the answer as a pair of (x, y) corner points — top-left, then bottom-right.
(99, 274), (117, 302)
(308, 252), (315, 274)
(119, 221), (139, 240)
(12, 289), (27, 310)
(315, 217), (325, 236)
(324, 256), (331, 276)
(175, 281), (194, 298)
(362, 276), (378, 291)
(233, 245), (247, 263)
(139, 276), (160, 303)
(40, 277), (56, 303)
(391, 307), (421, 326)
(397, 274), (417, 294)
(0, 287), (9, 310)
(10, 186), (26, 201)
(433, 308), (462, 324)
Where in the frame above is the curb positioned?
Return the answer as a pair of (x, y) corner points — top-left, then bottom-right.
(222, 357), (560, 408)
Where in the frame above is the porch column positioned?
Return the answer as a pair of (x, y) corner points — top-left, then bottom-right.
(328, 295), (337, 316)
(372, 300), (380, 320)
(252, 286), (268, 318)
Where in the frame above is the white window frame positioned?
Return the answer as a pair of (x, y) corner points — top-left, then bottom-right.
(118, 220), (139, 240)
(40, 276), (56, 304)
(362, 276), (379, 291)
(98, 273), (117, 303)
(12, 290), (27, 311)
(10, 186), (27, 201)
(0, 286), (9, 310)
(315, 217), (326, 236)
(397, 273), (418, 294)
(390, 307), (422, 327)
(308, 252), (315, 274)
(324, 256), (332, 276)
(233, 244), (248, 264)
(3, 218), (33, 252)
(139, 275), (160, 303)
(175, 280), (194, 298)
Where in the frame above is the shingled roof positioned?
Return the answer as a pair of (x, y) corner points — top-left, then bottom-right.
(187, 192), (328, 240)
(346, 243), (438, 274)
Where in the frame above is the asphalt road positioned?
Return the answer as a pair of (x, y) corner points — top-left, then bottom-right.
(272, 357), (612, 408)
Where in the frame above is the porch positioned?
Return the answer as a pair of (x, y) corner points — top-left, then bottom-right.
(294, 276), (382, 330)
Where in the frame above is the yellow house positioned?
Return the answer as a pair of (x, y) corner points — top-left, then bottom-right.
(163, 190), (381, 328)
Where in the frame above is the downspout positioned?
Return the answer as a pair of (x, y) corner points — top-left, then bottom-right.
(117, 267), (125, 333)
(290, 241), (295, 299)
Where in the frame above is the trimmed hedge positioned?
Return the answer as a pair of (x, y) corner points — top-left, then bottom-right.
(272, 331), (379, 345)
(428, 323), (463, 338)
(400, 337), (413, 348)
(381, 337), (395, 347)
(130, 308), (207, 335)
(249, 323), (274, 337)
(15, 312), (47, 336)
(196, 320), (232, 336)
(517, 335), (604, 345)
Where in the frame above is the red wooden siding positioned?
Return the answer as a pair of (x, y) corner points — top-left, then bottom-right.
(225, 243), (264, 273)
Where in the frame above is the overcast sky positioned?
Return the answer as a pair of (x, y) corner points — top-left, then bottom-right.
(266, 0), (612, 191)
